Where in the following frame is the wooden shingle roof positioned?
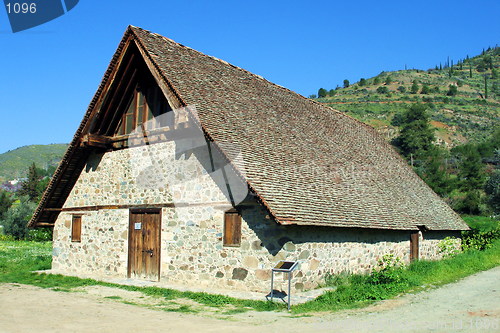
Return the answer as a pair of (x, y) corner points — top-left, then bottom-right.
(29, 26), (468, 231)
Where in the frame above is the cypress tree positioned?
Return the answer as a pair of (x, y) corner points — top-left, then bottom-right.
(18, 163), (40, 202)
(485, 76), (488, 99)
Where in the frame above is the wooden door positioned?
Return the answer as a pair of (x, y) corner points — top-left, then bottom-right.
(128, 209), (161, 281)
(410, 231), (419, 261)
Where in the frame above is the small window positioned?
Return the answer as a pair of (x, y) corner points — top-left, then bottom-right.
(223, 209), (241, 247)
(71, 215), (82, 242)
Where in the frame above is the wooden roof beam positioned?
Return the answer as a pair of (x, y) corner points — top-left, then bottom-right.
(80, 133), (113, 149)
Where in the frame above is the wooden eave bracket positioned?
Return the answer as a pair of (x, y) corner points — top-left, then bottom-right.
(80, 133), (113, 149)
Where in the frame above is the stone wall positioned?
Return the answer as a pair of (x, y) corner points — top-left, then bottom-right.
(52, 209), (129, 276)
(52, 139), (461, 293)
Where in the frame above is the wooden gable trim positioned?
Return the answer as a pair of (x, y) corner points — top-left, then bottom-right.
(29, 26), (273, 228)
(29, 29), (137, 228)
(81, 34), (136, 136)
(131, 38), (184, 111)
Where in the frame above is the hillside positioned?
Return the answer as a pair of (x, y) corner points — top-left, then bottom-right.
(0, 144), (67, 181)
(315, 47), (500, 147)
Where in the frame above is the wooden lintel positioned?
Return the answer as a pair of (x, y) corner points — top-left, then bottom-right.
(59, 202), (230, 213)
(36, 223), (55, 227)
(43, 208), (62, 212)
(80, 134), (113, 149)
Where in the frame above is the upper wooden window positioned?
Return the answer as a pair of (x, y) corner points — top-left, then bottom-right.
(71, 215), (82, 242)
(115, 84), (172, 136)
(223, 209), (241, 247)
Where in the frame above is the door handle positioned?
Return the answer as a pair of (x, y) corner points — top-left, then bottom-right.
(142, 249), (154, 257)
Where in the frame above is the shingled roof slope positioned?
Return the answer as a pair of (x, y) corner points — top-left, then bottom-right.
(30, 26), (468, 231)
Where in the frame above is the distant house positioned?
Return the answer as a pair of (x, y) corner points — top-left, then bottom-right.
(29, 26), (468, 293)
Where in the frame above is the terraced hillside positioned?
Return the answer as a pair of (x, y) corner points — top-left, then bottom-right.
(315, 47), (499, 147)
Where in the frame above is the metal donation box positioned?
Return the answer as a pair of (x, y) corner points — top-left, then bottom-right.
(267, 261), (299, 311)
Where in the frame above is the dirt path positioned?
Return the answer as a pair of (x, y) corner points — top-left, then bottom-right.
(0, 267), (499, 333)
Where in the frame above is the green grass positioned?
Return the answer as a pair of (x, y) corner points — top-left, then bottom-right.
(462, 215), (499, 232)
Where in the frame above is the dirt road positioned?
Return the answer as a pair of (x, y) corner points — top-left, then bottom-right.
(0, 266), (499, 333)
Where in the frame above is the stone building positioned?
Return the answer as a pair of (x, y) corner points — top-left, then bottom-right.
(29, 26), (468, 293)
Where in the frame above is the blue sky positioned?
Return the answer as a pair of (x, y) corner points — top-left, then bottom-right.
(1, 0), (499, 154)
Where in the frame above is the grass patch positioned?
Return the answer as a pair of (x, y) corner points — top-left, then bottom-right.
(162, 304), (198, 313)
(462, 215), (499, 232)
(104, 296), (122, 300)
(219, 307), (251, 315)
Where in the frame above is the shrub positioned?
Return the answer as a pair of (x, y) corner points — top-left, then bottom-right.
(421, 85), (431, 94)
(462, 228), (500, 251)
(447, 84), (458, 96)
(2, 196), (36, 240)
(411, 82), (419, 94)
(437, 237), (461, 257)
(376, 86), (389, 94)
(0, 233), (15, 241)
(27, 228), (53, 242)
(367, 254), (406, 285)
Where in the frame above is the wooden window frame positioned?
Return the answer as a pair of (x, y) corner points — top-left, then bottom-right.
(223, 209), (242, 247)
(71, 215), (82, 243)
(115, 84), (172, 136)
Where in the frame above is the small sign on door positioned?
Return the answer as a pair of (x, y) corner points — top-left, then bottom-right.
(134, 222), (142, 230)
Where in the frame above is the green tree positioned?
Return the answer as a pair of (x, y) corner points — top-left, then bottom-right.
(393, 103), (436, 159)
(397, 85), (406, 93)
(420, 85), (430, 94)
(328, 89), (336, 96)
(373, 77), (381, 85)
(318, 88), (328, 98)
(385, 76), (392, 85)
(484, 76), (488, 99)
(359, 78), (367, 86)
(0, 190), (13, 220)
(447, 85), (458, 96)
(376, 86), (389, 94)
(2, 196), (36, 240)
(18, 163), (41, 202)
(416, 148), (453, 196)
(343, 79), (350, 88)
(457, 145), (486, 192)
(410, 82), (419, 94)
(485, 169), (500, 214)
